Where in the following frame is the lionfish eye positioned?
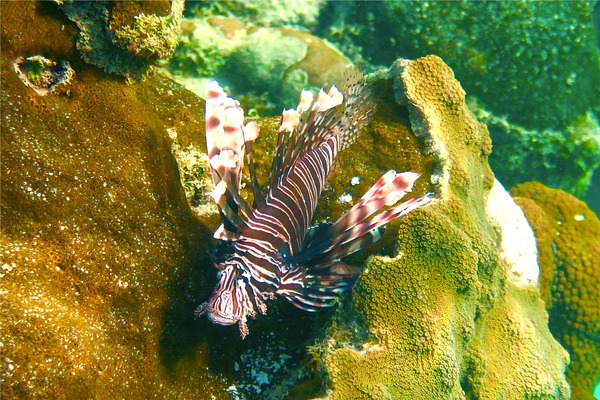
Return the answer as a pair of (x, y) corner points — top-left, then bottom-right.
(278, 244), (291, 263)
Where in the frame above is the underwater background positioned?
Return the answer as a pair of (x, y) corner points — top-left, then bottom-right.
(1, 1), (599, 399)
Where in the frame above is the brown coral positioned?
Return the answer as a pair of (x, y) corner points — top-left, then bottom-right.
(0, 2), (232, 397)
(512, 182), (600, 400)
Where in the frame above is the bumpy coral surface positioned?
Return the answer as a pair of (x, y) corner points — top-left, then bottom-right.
(512, 182), (600, 400)
(318, 56), (570, 399)
(1, 3), (229, 397)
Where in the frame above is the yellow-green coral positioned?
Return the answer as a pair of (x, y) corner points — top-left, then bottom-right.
(512, 182), (600, 400)
(320, 56), (570, 399)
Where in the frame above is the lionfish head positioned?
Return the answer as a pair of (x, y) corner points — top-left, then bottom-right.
(196, 262), (259, 338)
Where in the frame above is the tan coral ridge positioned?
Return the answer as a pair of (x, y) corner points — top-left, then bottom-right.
(512, 182), (600, 400)
(317, 56), (571, 399)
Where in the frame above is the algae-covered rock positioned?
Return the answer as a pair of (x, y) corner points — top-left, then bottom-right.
(512, 182), (600, 400)
(56, 0), (184, 80)
(0, 2), (231, 397)
(318, 56), (570, 399)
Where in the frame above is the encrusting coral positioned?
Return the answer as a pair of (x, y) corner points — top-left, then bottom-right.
(316, 56), (571, 399)
(0, 2), (231, 397)
(512, 182), (600, 400)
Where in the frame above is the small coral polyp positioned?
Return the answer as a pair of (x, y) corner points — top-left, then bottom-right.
(197, 68), (431, 337)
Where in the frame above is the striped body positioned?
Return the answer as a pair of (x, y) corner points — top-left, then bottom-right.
(197, 68), (432, 337)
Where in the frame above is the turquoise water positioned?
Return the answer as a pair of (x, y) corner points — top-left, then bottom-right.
(595, 382), (600, 399)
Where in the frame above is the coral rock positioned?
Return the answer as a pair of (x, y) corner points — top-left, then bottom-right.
(0, 2), (232, 396)
(512, 182), (600, 400)
(320, 56), (570, 399)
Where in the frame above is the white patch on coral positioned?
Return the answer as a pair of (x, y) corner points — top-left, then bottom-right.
(338, 193), (352, 204)
(351, 176), (360, 186)
(486, 179), (539, 287)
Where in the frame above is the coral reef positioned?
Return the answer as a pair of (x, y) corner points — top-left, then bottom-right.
(317, 56), (570, 399)
(0, 3), (348, 397)
(167, 15), (350, 115)
(318, 1), (600, 200)
(319, 1), (600, 132)
(512, 182), (600, 400)
(1, 1), (580, 398)
(56, 0), (183, 80)
(470, 101), (600, 197)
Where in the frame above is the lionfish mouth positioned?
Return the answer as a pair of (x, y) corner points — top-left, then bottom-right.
(205, 308), (238, 326)
(196, 67), (433, 338)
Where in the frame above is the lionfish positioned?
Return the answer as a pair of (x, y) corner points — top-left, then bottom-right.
(196, 68), (432, 338)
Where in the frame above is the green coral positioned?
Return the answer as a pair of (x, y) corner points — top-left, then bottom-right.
(320, 1), (600, 131)
(167, 11), (351, 115)
(186, 0), (323, 28)
(320, 56), (570, 399)
(512, 182), (600, 400)
(56, 0), (183, 80)
(111, 11), (181, 60)
(471, 101), (600, 197)
(318, 1), (600, 198)
(222, 27), (308, 104)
